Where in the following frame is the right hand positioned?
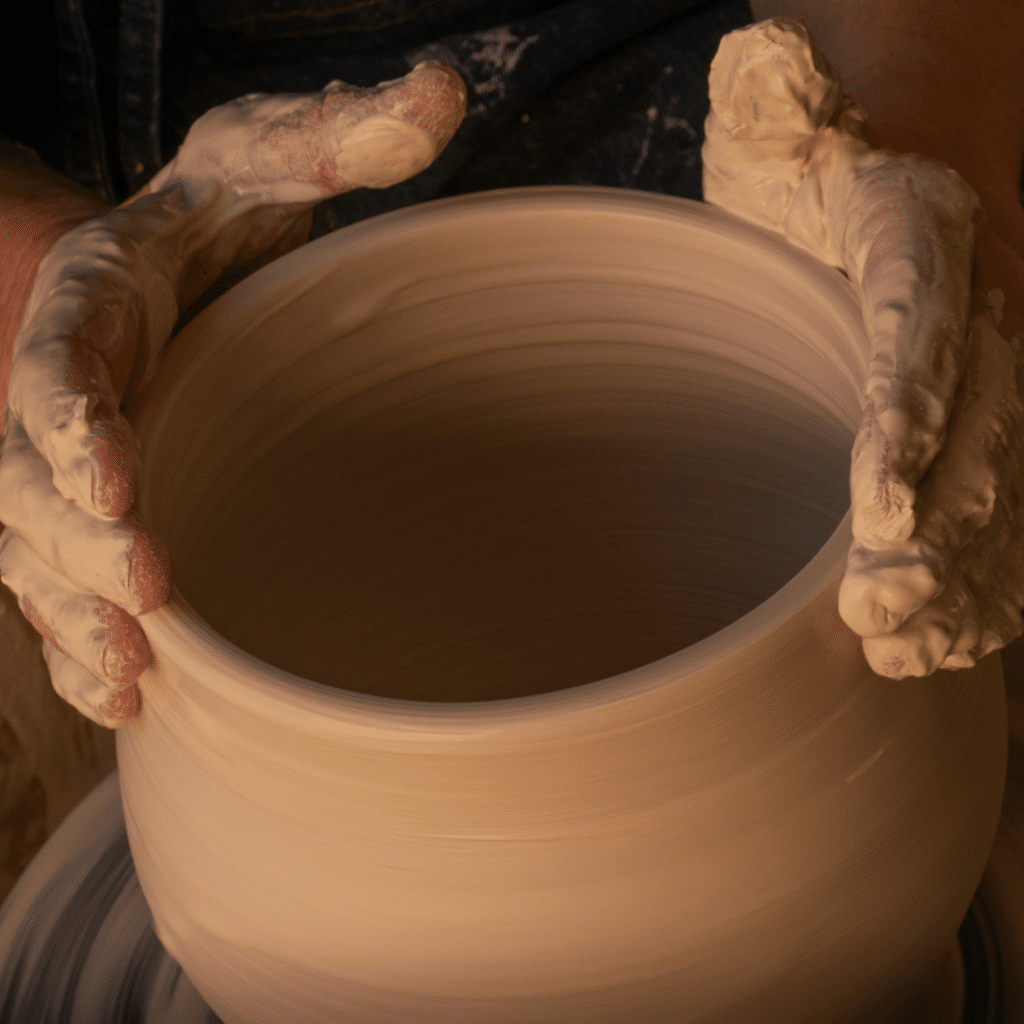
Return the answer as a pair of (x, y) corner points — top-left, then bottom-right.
(0, 62), (467, 727)
(703, 18), (1024, 678)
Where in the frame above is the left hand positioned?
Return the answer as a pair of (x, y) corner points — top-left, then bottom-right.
(702, 18), (1024, 677)
(0, 62), (467, 726)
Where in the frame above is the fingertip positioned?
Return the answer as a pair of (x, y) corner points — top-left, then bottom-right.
(839, 576), (905, 637)
(88, 403), (142, 518)
(862, 574), (982, 679)
(42, 638), (138, 727)
(863, 630), (945, 679)
(98, 683), (141, 727)
(126, 518), (175, 615)
(407, 60), (466, 94)
(406, 61), (467, 152)
(434, 62), (467, 100)
(411, 61), (467, 110)
(862, 637), (913, 679)
(99, 604), (151, 686)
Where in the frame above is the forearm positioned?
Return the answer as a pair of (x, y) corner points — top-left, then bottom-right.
(0, 137), (111, 424)
(748, 0), (1024, 221)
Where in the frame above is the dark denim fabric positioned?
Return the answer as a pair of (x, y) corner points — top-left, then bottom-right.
(46, 0), (754, 234)
(55, 0), (120, 203)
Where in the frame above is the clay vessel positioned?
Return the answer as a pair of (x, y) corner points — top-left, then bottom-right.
(120, 187), (1006, 1023)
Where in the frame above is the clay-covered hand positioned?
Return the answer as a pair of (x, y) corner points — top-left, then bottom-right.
(0, 62), (466, 726)
(702, 18), (1024, 678)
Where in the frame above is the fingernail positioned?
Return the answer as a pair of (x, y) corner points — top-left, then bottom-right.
(939, 650), (977, 669)
(335, 116), (437, 189)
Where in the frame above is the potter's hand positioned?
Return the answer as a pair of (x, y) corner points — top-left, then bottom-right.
(703, 18), (1024, 677)
(0, 63), (467, 726)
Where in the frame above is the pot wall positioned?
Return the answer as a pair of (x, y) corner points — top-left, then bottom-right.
(119, 188), (1007, 1022)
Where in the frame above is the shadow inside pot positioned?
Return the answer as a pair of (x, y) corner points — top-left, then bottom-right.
(175, 355), (850, 701)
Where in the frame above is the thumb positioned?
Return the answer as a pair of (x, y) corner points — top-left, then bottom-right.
(124, 60), (467, 373)
(146, 61), (466, 210)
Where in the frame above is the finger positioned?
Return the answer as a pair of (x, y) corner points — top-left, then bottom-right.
(0, 529), (150, 688)
(5, 339), (142, 518)
(862, 568), (982, 678)
(42, 639), (141, 728)
(842, 157), (979, 551)
(861, 413), (1024, 679)
(147, 61), (467, 205)
(945, 441), (1024, 668)
(318, 61), (466, 191)
(6, 203), (180, 515)
(7, 64), (464, 529)
(837, 536), (945, 637)
(0, 421), (172, 614)
(862, 517), (1024, 679)
(839, 294), (1023, 636)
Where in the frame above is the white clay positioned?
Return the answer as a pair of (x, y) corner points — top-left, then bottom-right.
(702, 17), (1024, 676)
(115, 188), (1006, 1023)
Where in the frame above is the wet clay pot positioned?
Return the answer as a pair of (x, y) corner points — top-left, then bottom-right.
(120, 187), (1007, 1023)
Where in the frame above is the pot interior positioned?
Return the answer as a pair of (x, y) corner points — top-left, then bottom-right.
(147, 196), (863, 702)
(169, 351), (851, 704)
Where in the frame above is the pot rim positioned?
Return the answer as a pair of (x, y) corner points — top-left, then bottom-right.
(130, 185), (866, 732)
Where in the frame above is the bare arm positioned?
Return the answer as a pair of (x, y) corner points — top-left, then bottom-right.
(0, 137), (111, 424)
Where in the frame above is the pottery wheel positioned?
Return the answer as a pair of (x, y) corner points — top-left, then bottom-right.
(0, 770), (220, 1024)
(0, 756), (1022, 1023)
